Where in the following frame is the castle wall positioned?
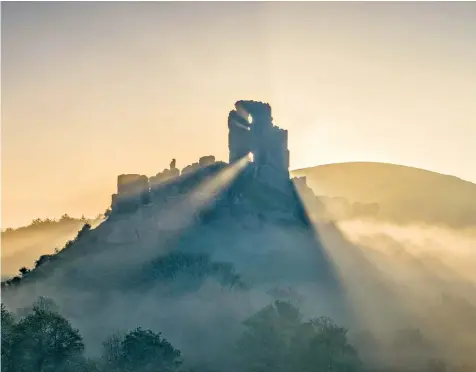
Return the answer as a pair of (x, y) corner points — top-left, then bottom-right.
(111, 156), (222, 214)
(149, 168), (180, 190)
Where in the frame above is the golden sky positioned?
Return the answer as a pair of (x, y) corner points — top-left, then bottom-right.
(2, 2), (476, 228)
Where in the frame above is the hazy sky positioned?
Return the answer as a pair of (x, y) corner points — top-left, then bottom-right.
(2, 1), (476, 228)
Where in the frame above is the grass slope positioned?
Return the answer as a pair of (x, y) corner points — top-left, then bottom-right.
(292, 162), (476, 228)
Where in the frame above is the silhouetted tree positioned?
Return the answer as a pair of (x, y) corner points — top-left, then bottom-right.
(19, 266), (30, 277)
(237, 301), (361, 372)
(296, 316), (362, 372)
(104, 327), (182, 372)
(9, 302), (84, 372)
(1, 304), (17, 372)
(237, 300), (302, 372)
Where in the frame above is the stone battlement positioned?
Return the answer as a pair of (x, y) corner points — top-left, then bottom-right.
(111, 156), (219, 213)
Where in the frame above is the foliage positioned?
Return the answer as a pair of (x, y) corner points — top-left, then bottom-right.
(138, 251), (245, 291)
(237, 300), (362, 372)
(2, 296), (475, 372)
(19, 266), (30, 277)
(297, 317), (362, 372)
(2, 299), (84, 372)
(101, 328), (182, 372)
(1, 297), (184, 372)
(34, 254), (54, 269)
(1, 304), (17, 372)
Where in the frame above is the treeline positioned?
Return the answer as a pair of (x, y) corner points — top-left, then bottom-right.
(2, 297), (472, 372)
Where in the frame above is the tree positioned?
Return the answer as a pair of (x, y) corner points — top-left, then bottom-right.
(11, 305), (84, 372)
(19, 266), (30, 277)
(60, 214), (71, 221)
(1, 304), (17, 372)
(237, 300), (303, 372)
(296, 317), (362, 372)
(102, 328), (182, 372)
(237, 301), (362, 372)
(119, 328), (182, 372)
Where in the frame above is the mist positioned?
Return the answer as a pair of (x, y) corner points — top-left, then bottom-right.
(1, 217), (103, 279)
(2, 201), (475, 371)
(318, 218), (476, 369)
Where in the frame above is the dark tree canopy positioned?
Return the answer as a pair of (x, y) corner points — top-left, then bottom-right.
(9, 305), (84, 372)
(237, 300), (362, 372)
(102, 327), (182, 372)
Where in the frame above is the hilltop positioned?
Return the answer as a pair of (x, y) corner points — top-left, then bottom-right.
(292, 162), (476, 228)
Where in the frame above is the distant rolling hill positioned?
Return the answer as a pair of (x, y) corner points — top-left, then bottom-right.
(292, 162), (476, 229)
(1, 217), (102, 279)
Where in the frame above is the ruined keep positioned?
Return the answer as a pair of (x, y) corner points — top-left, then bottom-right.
(228, 100), (290, 193)
(110, 100), (305, 222)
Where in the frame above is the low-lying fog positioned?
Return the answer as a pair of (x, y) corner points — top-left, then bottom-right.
(3, 214), (476, 370)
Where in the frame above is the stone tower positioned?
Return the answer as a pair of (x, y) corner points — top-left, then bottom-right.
(228, 100), (290, 192)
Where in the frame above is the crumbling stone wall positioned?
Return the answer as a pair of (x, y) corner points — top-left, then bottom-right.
(149, 168), (180, 189)
(199, 155), (215, 167)
(181, 162), (201, 175)
(149, 159), (180, 202)
(110, 156), (221, 213)
(228, 100), (290, 193)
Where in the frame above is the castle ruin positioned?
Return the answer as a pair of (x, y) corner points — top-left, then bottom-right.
(111, 100), (303, 220)
(228, 100), (290, 193)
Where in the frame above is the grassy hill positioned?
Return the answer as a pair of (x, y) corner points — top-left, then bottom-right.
(292, 162), (476, 228)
